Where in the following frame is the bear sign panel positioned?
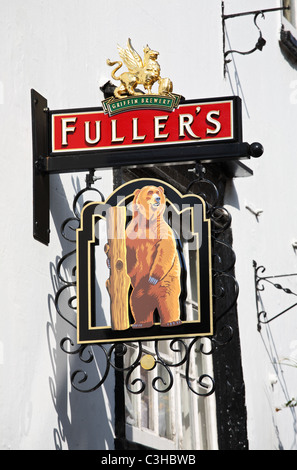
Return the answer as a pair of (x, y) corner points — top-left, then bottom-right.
(76, 178), (213, 344)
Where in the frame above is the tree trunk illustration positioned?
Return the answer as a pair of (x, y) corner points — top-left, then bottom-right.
(105, 206), (130, 330)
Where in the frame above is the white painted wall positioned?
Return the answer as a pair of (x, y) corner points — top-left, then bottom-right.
(0, 0), (115, 450)
(1, 0), (296, 450)
(223, 0), (297, 450)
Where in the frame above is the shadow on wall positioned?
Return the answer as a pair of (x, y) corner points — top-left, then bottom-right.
(254, 263), (297, 449)
(259, 318), (297, 450)
(46, 173), (115, 450)
(223, 26), (250, 119)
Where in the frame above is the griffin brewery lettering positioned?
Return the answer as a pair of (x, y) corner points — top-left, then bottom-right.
(110, 96), (173, 110)
(59, 111), (222, 147)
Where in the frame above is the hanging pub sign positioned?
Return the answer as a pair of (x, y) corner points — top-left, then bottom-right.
(31, 39), (264, 343)
(76, 178), (213, 344)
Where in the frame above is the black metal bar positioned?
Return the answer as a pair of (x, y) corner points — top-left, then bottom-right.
(261, 302), (297, 325)
(222, 6), (289, 20)
(220, 160), (253, 178)
(254, 261), (297, 330)
(261, 273), (297, 280)
(44, 142), (256, 174)
(31, 89), (50, 245)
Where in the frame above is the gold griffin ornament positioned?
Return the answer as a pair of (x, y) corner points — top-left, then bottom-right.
(107, 38), (173, 99)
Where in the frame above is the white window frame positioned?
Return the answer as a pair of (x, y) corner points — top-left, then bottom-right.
(122, 204), (218, 450)
(124, 337), (218, 450)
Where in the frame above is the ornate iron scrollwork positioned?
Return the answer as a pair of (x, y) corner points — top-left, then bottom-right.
(54, 166), (237, 396)
(222, 2), (290, 76)
(254, 261), (297, 331)
(224, 11), (266, 65)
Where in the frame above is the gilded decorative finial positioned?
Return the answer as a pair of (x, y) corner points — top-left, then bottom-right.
(106, 38), (173, 99)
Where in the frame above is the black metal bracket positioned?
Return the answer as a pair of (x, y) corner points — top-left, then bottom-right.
(31, 89), (50, 245)
(31, 89), (263, 245)
(85, 169), (102, 188)
(253, 261), (297, 331)
(222, 1), (290, 76)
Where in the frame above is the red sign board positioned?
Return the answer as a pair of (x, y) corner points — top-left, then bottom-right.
(51, 98), (238, 154)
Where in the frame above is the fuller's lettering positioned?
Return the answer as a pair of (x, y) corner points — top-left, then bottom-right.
(53, 100), (233, 153)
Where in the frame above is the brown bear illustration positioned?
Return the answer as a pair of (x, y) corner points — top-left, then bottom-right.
(126, 185), (182, 329)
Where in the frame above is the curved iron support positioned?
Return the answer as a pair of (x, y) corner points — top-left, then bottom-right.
(222, 2), (290, 76)
(253, 260), (297, 331)
(224, 12), (266, 64)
